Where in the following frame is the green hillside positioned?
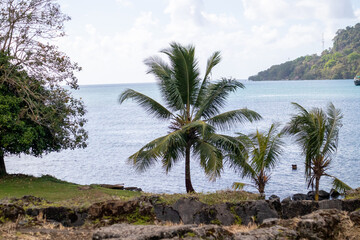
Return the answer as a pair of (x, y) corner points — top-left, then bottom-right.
(249, 23), (360, 81)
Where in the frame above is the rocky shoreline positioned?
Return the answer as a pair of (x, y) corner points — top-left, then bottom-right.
(1, 192), (360, 239)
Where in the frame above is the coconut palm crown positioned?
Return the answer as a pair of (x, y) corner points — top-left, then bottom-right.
(283, 102), (352, 200)
(232, 123), (284, 195)
(119, 42), (261, 193)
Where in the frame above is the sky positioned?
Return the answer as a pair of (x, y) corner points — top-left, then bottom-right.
(55, 0), (360, 85)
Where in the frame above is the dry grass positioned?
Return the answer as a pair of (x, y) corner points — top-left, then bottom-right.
(224, 223), (258, 234)
(345, 187), (360, 200)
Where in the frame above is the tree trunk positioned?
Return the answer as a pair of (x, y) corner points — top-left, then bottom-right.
(0, 151), (7, 177)
(185, 144), (195, 193)
(259, 183), (265, 195)
(315, 176), (320, 201)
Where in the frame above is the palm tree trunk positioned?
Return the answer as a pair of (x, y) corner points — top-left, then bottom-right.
(0, 151), (7, 177)
(315, 176), (320, 201)
(259, 184), (265, 195)
(185, 144), (195, 193)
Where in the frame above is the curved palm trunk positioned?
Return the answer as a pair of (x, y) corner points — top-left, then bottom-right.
(185, 144), (195, 193)
(0, 151), (6, 177)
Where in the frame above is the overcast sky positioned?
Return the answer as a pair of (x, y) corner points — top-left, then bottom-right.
(56, 0), (360, 85)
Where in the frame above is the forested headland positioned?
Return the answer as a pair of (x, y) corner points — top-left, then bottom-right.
(249, 23), (360, 81)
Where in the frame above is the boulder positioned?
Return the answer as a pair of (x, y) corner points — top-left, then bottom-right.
(281, 197), (292, 203)
(268, 198), (281, 214)
(87, 198), (154, 224)
(292, 193), (308, 201)
(342, 199), (360, 212)
(0, 204), (25, 221)
(214, 203), (234, 226)
(26, 207), (87, 227)
(329, 188), (340, 199)
(296, 209), (352, 240)
(268, 195), (280, 201)
(281, 200), (319, 219)
(193, 206), (217, 225)
(153, 204), (180, 223)
(233, 200), (278, 225)
(307, 190), (330, 200)
(171, 197), (206, 224)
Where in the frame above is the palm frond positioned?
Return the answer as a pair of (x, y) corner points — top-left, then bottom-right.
(144, 56), (185, 111)
(181, 120), (215, 138)
(194, 78), (244, 120)
(207, 109), (261, 131)
(128, 130), (186, 172)
(321, 102), (342, 157)
(331, 176), (352, 193)
(263, 124), (284, 169)
(193, 51), (221, 110)
(128, 136), (164, 172)
(194, 140), (223, 181)
(232, 182), (246, 191)
(209, 133), (249, 159)
(161, 42), (201, 106)
(162, 145), (184, 173)
(119, 89), (173, 120)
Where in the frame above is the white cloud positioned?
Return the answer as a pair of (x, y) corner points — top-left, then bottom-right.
(57, 0), (360, 85)
(355, 8), (360, 20)
(164, 0), (204, 38)
(85, 24), (96, 35)
(116, 0), (132, 7)
(134, 12), (158, 28)
(242, 0), (355, 21)
(201, 12), (238, 28)
(242, 0), (290, 21)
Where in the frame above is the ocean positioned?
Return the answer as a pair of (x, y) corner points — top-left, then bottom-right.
(6, 80), (360, 199)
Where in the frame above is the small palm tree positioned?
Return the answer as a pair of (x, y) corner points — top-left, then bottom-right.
(283, 102), (352, 201)
(232, 123), (284, 195)
(119, 42), (261, 193)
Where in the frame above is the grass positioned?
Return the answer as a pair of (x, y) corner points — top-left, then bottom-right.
(0, 174), (141, 208)
(155, 190), (261, 205)
(0, 174), (261, 209)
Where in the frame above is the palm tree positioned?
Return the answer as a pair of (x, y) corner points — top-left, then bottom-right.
(283, 102), (352, 201)
(119, 42), (261, 193)
(232, 123), (284, 195)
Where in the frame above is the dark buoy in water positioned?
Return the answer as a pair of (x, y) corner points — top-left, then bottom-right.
(292, 164), (297, 170)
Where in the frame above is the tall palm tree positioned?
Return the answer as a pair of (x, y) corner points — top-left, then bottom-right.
(232, 123), (284, 195)
(119, 42), (261, 193)
(283, 102), (351, 201)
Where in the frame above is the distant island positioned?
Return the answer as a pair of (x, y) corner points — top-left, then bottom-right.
(249, 23), (360, 81)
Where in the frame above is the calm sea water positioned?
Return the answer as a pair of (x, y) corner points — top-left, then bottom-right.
(6, 80), (360, 199)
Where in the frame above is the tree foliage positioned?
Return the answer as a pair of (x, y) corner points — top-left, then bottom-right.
(0, 52), (87, 175)
(119, 42), (261, 193)
(0, 0), (87, 176)
(249, 23), (360, 80)
(231, 123), (284, 195)
(283, 103), (351, 200)
(0, 0), (81, 88)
